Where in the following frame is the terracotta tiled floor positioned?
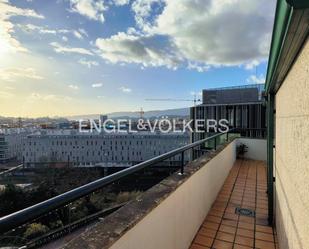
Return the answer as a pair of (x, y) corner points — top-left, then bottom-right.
(190, 159), (279, 249)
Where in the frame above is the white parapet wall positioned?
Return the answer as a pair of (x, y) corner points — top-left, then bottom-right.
(109, 141), (236, 249)
(236, 138), (267, 161)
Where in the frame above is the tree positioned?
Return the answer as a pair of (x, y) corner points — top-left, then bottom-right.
(23, 223), (49, 240)
(0, 184), (26, 216)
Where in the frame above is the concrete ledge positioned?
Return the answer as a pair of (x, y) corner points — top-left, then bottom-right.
(64, 139), (236, 249)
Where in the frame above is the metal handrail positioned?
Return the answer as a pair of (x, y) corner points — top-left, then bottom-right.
(0, 164), (23, 176)
(206, 83), (264, 91)
(25, 202), (127, 248)
(0, 130), (234, 234)
(232, 127), (266, 131)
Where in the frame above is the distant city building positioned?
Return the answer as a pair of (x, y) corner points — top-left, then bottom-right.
(191, 84), (266, 142)
(22, 130), (190, 167)
(0, 134), (6, 162)
(100, 115), (108, 125)
(0, 128), (35, 163)
(57, 122), (72, 129)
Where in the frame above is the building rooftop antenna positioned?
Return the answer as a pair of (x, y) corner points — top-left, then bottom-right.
(139, 107), (145, 119)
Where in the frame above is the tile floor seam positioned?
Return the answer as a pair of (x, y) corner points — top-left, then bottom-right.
(253, 160), (258, 248)
(232, 160), (249, 249)
(210, 160), (243, 248)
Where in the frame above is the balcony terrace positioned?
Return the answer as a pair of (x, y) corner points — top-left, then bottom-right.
(0, 0), (308, 248)
(0, 133), (270, 249)
(57, 137), (269, 249)
(190, 159), (278, 249)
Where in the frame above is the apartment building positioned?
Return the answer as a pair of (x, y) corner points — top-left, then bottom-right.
(0, 134), (6, 162)
(0, 128), (34, 163)
(22, 130), (190, 166)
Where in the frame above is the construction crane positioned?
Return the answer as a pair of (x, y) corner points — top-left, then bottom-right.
(145, 97), (202, 107)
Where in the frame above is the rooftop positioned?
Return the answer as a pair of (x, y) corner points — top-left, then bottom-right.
(202, 84), (264, 105)
(26, 130), (189, 137)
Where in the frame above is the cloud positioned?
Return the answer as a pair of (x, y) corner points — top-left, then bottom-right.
(4, 86), (15, 90)
(0, 0), (44, 54)
(50, 42), (93, 55)
(92, 83), (103, 88)
(187, 62), (210, 73)
(0, 90), (14, 99)
(0, 0), (44, 19)
(78, 28), (88, 37)
(119, 86), (132, 93)
(0, 67), (44, 81)
(96, 32), (182, 69)
(18, 24), (57, 34)
(73, 30), (83, 39)
(96, 0), (275, 71)
(28, 92), (72, 102)
(152, 0), (275, 67)
(18, 24), (87, 40)
(244, 60), (261, 70)
(247, 74), (265, 84)
(113, 0), (130, 6)
(190, 91), (202, 96)
(68, 84), (79, 90)
(78, 58), (99, 68)
(69, 0), (107, 23)
(131, 0), (163, 31)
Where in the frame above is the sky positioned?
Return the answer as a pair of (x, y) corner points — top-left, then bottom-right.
(0, 0), (276, 118)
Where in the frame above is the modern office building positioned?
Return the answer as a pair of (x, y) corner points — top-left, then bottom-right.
(22, 130), (189, 167)
(190, 84), (266, 142)
(0, 128), (34, 163)
(0, 133), (6, 162)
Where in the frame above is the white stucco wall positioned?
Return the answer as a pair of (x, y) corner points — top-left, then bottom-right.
(236, 138), (267, 161)
(275, 39), (309, 249)
(109, 141), (236, 249)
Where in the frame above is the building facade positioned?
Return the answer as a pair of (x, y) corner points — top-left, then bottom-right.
(0, 128), (34, 163)
(22, 130), (190, 167)
(0, 133), (6, 162)
(264, 1), (309, 248)
(190, 84), (266, 142)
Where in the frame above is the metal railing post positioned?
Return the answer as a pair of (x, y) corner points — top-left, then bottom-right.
(180, 151), (184, 175)
(214, 137), (217, 150)
(267, 93), (275, 225)
(22, 156), (25, 176)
